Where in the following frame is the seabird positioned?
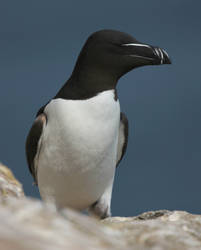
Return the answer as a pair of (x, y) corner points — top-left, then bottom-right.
(26, 30), (171, 219)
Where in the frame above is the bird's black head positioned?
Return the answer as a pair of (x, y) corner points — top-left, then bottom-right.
(62, 30), (171, 99)
(73, 30), (171, 80)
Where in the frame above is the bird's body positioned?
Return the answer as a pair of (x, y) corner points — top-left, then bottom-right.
(26, 30), (171, 218)
(37, 90), (120, 210)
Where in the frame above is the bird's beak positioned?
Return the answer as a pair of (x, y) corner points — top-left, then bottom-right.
(152, 46), (171, 65)
(122, 43), (171, 66)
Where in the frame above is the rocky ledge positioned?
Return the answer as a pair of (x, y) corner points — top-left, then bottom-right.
(0, 163), (201, 250)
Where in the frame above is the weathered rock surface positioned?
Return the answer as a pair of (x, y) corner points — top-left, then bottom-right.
(0, 163), (24, 198)
(0, 164), (201, 250)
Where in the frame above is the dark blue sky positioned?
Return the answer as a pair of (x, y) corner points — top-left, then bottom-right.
(1, 0), (201, 216)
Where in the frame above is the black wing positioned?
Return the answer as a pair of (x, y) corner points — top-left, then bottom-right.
(116, 112), (129, 167)
(25, 113), (47, 184)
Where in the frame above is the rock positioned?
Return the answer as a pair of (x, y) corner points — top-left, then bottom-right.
(0, 164), (201, 249)
(0, 163), (24, 198)
(1, 199), (201, 250)
(0, 198), (126, 250)
(104, 210), (201, 249)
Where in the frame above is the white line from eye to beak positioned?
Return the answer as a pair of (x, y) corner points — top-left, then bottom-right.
(122, 43), (151, 49)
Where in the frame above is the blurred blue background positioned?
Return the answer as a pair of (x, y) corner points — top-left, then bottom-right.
(0, 0), (201, 216)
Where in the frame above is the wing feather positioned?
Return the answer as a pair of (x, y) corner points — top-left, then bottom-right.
(25, 113), (47, 184)
(116, 112), (129, 167)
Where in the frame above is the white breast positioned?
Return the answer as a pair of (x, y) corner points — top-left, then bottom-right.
(37, 90), (120, 210)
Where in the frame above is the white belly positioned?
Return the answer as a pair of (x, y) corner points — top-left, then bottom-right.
(37, 90), (120, 210)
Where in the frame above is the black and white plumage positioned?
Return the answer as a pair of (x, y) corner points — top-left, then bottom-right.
(26, 30), (171, 218)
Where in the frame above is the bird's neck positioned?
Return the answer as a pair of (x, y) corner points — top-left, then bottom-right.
(54, 68), (118, 100)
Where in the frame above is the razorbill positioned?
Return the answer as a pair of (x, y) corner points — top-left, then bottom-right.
(26, 30), (171, 219)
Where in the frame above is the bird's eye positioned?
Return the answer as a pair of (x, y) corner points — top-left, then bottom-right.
(110, 42), (123, 48)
